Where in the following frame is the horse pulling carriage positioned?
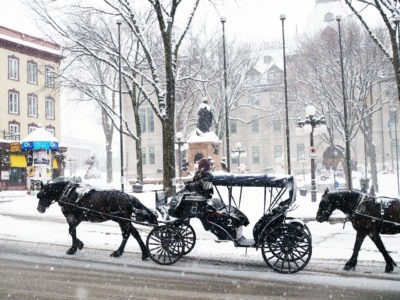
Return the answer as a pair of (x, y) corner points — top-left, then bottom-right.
(36, 173), (312, 274)
(146, 173), (312, 274)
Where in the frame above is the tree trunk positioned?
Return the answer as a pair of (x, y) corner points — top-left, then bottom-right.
(106, 145), (113, 183)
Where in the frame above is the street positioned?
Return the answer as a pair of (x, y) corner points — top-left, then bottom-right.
(0, 239), (399, 300)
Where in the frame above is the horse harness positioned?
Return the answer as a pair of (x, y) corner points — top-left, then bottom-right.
(351, 193), (399, 229)
(56, 182), (154, 228)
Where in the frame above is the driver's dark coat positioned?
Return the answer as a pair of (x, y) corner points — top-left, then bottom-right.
(184, 170), (213, 198)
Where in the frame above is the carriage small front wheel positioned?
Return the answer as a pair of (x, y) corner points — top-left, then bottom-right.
(261, 223), (312, 274)
(175, 222), (196, 255)
(146, 225), (184, 265)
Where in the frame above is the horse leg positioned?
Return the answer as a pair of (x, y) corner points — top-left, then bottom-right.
(67, 222), (84, 255)
(129, 223), (149, 260)
(368, 232), (397, 273)
(111, 222), (130, 257)
(344, 231), (367, 271)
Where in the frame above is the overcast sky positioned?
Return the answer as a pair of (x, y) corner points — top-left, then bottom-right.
(1, 0), (315, 41)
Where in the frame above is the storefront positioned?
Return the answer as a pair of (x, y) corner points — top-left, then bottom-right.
(0, 141), (27, 190)
(20, 128), (61, 191)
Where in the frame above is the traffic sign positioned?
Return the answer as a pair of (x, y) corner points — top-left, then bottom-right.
(310, 146), (316, 157)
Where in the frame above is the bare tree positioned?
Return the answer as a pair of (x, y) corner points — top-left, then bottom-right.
(292, 21), (390, 190)
(176, 29), (266, 141)
(27, 0), (202, 193)
(344, 0), (400, 103)
(63, 57), (117, 183)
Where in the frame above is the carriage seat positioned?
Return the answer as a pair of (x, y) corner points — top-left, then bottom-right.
(207, 197), (250, 227)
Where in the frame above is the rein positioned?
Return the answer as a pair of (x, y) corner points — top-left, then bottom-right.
(57, 198), (157, 227)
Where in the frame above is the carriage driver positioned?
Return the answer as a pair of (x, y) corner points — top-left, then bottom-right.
(184, 158), (213, 198)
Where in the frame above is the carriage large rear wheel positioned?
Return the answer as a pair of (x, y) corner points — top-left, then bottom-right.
(260, 223), (312, 274)
(146, 225), (184, 265)
(178, 223), (196, 255)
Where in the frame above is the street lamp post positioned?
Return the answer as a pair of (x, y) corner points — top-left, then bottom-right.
(117, 21), (124, 192)
(280, 14), (291, 175)
(297, 105), (327, 202)
(390, 105), (400, 195)
(231, 142), (245, 170)
(221, 17), (230, 172)
(175, 132), (185, 179)
(336, 15), (352, 190)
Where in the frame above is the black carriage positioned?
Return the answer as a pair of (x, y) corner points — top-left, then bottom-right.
(146, 173), (312, 274)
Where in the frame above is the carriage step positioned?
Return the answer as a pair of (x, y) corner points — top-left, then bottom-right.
(236, 237), (255, 247)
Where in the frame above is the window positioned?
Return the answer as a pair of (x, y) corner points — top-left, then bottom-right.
(8, 56), (19, 80)
(252, 146), (260, 163)
(248, 95), (260, 106)
(142, 147), (155, 165)
(297, 144), (305, 161)
(274, 145), (283, 159)
(28, 94), (38, 117)
(45, 97), (55, 119)
(28, 123), (38, 134)
(148, 146), (155, 164)
(139, 108), (155, 133)
(27, 61), (38, 84)
(46, 126), (55, 136)
(9, 121), (20, 141)
(230, 120), (237, 134)
(273, 119), (281, 131)
(8, 90), (19, 114)
(251, 118), (259, 133)
(45, 66), (55, 87)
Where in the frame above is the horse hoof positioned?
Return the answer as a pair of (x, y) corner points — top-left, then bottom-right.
(385, 266), (394, 273)
(142, 253), (149, 260)
(343, 265), (355, 271)
(78, 242), (84, 250)
(110, 251), (122, 257)
(66, 249), (76, 255)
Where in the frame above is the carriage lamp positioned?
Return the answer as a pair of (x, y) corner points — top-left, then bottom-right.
(297, 105), (327, 202)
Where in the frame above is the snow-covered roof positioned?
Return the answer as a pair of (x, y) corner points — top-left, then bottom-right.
(187, 131), (221, 144)
(21, 128), (58, 143)
(0, 26), (62, 57)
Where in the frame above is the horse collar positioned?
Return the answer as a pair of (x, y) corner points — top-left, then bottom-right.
(59, 183), (76, 203)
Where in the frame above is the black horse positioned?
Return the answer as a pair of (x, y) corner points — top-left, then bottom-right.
(37, 178), (158, 260)
(316, 189), (400, 273)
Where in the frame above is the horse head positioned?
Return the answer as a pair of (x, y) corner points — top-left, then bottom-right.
(135, 208), (158, 225)
(37, 180), (69, 213)
(316, 188), (336, 222)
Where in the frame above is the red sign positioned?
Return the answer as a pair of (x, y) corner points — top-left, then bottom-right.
(310, 146), (316, 157)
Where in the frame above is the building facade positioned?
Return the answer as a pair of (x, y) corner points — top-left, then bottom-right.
(0, 26), (63, 190)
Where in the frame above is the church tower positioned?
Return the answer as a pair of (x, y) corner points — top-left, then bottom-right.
(304, 0), (350, 37)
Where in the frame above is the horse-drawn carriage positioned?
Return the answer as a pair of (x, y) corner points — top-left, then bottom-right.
(36, 173), (312, 274)
(146, 173), (312, 274)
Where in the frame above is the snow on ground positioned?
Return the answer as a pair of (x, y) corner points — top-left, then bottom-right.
(0, 172), (399, 275)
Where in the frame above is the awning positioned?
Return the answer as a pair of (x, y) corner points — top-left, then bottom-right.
(52, 158), (58, 169)
(20, 128), (59, 151)
(10, 154), (27, 168)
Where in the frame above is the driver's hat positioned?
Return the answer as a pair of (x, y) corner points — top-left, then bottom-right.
(197, 158), (210, 172)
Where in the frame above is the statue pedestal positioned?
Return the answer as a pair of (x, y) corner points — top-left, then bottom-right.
(186, 131), (222, 172)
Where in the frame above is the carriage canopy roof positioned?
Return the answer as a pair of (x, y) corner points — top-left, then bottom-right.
(210, 173), (294, 189)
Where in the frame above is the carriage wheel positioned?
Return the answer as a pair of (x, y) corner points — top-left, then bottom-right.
(261, 223), (312, 274)
(178, 223), (196, 255)
(146, 225), (184, 265)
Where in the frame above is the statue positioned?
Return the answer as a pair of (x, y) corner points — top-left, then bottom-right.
(197, 97), (213, 133)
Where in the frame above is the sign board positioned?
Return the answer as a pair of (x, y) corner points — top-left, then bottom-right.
(1, 171), (10, 180)
(310, 146), (317, 158)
